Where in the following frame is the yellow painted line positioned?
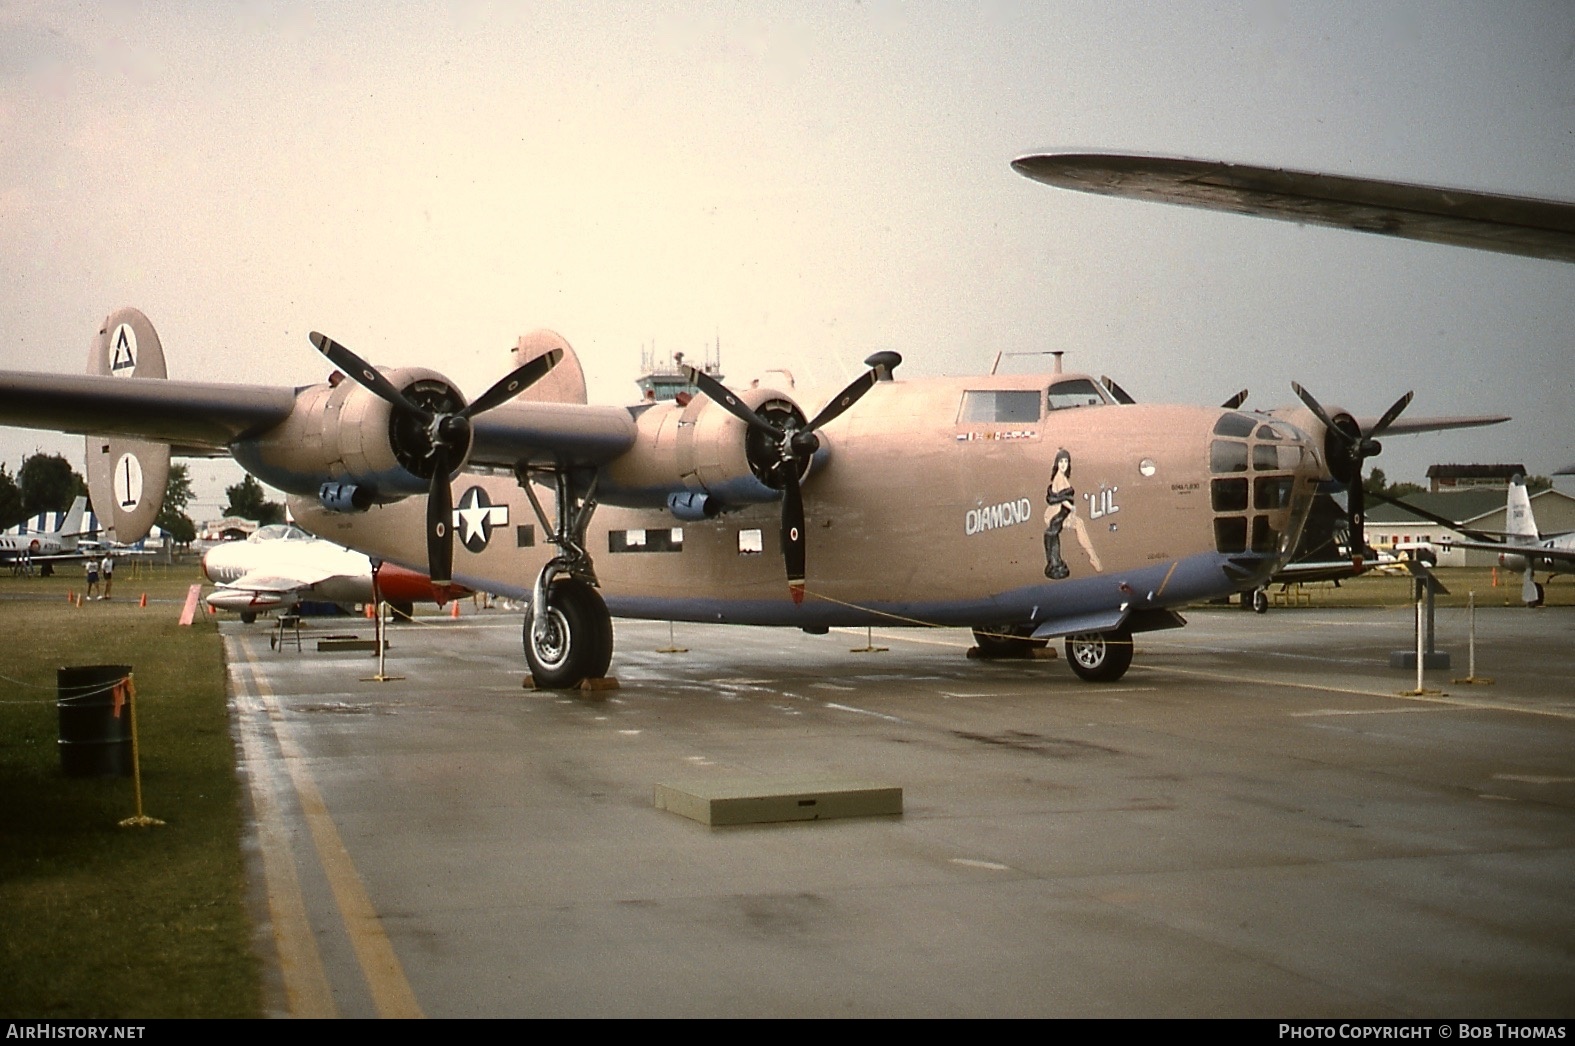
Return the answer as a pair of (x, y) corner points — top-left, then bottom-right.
(228, 641), (338, 1019)
(1155, 663), (1575, 720)
(235, 639), (426, 1019)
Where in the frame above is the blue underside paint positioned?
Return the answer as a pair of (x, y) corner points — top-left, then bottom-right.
(445, 548), (1279, 630)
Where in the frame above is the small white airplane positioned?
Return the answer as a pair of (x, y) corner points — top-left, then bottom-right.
(1422, 477), (1574, 607)
(201, 522), (458, 622)
(0, 495), (90, 571)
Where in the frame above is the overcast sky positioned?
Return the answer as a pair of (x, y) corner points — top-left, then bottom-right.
(2, 2), (1572, 518)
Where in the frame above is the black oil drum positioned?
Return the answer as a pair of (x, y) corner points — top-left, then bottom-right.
(56, 664), (133, 778)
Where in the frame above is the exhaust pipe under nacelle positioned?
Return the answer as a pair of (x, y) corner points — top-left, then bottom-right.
(319, 482), (375, 513)
(667, 491), (721, 521)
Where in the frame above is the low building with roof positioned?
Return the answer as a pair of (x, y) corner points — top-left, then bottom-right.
(1425, 464), (1527, 493)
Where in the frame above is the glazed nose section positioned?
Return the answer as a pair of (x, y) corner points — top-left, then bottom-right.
(1207, 411), (1323, 565)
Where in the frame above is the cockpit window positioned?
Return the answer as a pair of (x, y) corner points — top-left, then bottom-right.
(251, 524), (310, 542)
(958, 390), (1042, 424)
(1045, 378), (1107, 411)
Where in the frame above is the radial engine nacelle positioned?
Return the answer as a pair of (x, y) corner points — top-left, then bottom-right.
(231, 366), (470, 505)
(599, 385), (823, 513)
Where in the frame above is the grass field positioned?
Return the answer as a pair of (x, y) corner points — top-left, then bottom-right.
(0, 563), (261, 1019)
(1208, 566), (1571, 610)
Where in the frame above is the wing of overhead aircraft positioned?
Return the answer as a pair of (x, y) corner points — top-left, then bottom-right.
(1011, 153), (1575, 263)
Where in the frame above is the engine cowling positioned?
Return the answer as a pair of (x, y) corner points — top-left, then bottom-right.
(600, 386), (819, 511)
(231, 367), (470, 502)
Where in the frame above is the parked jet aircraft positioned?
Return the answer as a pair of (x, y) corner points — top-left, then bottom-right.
(1, 154), (1566, 686)
(201, 522), (458, 622)
(1372, 477), (1575, 607)
(0, 495), (89, 571)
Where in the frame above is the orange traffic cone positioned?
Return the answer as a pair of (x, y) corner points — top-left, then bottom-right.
(450, 600), (461, 619)
(138, 593), (147, 608)
(365, 602), (375, 619)
(1491, 567), (1499, 587)
(67, 589), (74, 603)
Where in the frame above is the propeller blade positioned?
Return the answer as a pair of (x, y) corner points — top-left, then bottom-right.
(683, 366), (780, 437)
(1221, 388), (1248, 410)
(1366, 390), (1414, 440)
(1290, 381), (1344, 442)
(426, 445), (453, 588)
(781, 465), (806, 605)
(462, 349), (564, 418)
(803, 369), (879, 433)
(310, 332), (431, 419)
(1347, 477), (1367, 569)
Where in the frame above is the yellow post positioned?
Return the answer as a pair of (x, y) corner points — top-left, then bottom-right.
(118, 675), (165, 829)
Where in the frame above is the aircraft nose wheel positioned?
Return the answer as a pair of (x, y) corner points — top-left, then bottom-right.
(1064, 627), (1134, 682)
(523, 579), (614, 688)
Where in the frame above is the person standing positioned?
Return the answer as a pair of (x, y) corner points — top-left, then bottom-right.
(85, 557), (100, 600)
(100, 554), (114, 599)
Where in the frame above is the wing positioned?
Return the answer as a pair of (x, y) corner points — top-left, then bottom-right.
(0, 370), (297, 454)
(0, 368), (636, 468)
(1439, 537), (1575, 566)
(1271, 560), (1362, 584)
(1012, 153), (1575, 263)
(1361, 413), (1510, 436)
(469, 399), (638, 469)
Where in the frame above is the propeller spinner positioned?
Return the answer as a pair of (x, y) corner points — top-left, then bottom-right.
(310, 332), (561, 587)
(684, 353), (899, 604)
(1291, 382), (1413, 569)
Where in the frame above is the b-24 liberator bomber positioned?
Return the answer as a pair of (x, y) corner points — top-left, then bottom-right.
(3, 153), (1557, 687)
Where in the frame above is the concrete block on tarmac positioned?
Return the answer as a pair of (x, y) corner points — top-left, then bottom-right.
(654, 777), (903, 826)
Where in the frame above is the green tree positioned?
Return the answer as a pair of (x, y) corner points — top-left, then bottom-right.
(1527, 475), (1553, 494)
(0, 463), (22, 529)
(1363, 468), (1423, 499)
(223, 474), (285, 525)
(155, 462), (197, 546)
(18, 453), (87, 519)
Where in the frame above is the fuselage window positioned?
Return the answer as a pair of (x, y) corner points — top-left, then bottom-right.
(1045, 379), (1107, 411)
(1211, 478), (1249, 512)
(958, 390), (1042, 424)
(609, 528), (684, 553)
(1254, 476), (1295, 511)
(1211, 440), (1249, 473)
(1213, 413), (1257, 438)
(1214, 517), (1248, 553)
(1251, 516), (1279, 553)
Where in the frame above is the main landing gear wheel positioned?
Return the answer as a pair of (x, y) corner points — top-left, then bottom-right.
(1065, 628), (1134, 682)
(1531, 582), (1546, 608)
(523, 579), (614, 688)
